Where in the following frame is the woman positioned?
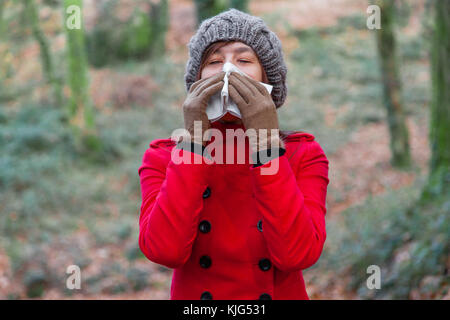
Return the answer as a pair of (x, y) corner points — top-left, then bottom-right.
(138, 8), (329, 300)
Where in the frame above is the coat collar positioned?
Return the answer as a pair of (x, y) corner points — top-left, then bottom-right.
(210, 119), (246, 132)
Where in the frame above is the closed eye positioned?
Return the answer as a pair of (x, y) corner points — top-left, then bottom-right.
(209, 60), (251, 64)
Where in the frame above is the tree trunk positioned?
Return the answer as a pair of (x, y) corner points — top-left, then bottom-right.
(194, 0), (249, 26)
(375, 0), (411, 168)
(24, 0), (62, 106)
(63, 0), (99, 150)
(423, 0), (450, 198)
(229, 0), (248, 12)
(148, 0), (168, 58)
(0, 1), (5, 37)
(194, 0), (227, 26)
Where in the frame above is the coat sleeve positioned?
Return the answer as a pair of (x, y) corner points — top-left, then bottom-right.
(138, 142), (213, 269)
(249, 140), (329, 272)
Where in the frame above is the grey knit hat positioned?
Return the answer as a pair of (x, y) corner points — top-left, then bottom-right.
(184, 8), (288, 108)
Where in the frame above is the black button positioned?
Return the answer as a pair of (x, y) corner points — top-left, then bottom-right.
(203, 187), (211, 199)
(201, 291), (213, 300)
(199, 220), (211, 233)
(200, 255), (212, 268)
(257, 220), (263, 232)
(259, 258), (271, 271)
(259, 293), (272, 300)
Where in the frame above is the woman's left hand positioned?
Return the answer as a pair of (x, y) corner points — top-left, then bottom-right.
(228, 72), (284, 152)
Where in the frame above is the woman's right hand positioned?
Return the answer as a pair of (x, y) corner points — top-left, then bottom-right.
(182, 71), (225, 146)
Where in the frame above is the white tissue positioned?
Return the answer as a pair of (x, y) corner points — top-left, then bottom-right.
(205, 62), (273, 122)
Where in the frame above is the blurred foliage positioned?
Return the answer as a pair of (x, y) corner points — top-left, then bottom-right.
(229, 0), (248, 12)
(277, 11), (447, 298)
(278, 13), (430, 155)
(0, 0), (445, 299)
(86, 0), (168, 68)
(24, 0), (62, 106)
(23, 268), (48, 298)
(316, 182), (449, 299)
(393, 0), (413, 28)
(0, 53), (183, 297)
(194, 0), (249, 25)
(422, 0), (450, 201)
(375, 0), (411, 168)
(0, 105), (72, 192)
(64, 0), (101, 154)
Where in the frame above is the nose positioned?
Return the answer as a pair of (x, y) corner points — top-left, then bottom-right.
(223, 53), (238, 65)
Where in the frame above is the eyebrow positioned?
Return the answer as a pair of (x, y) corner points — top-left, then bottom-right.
(214, 46), (254, 55)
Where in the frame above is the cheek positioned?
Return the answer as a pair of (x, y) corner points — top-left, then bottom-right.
(243, 65), (263, 82)
(201, 65), (221, 79)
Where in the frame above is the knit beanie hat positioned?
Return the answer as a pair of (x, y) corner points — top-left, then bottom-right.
(184, 8), (288, 108)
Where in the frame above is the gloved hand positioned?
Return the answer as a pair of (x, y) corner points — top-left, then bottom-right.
(181, 71), (225, 146)
(228, 72), (285, 152)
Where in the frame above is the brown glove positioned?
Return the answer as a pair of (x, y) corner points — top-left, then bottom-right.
(228, 72), (285, 153)
(180, 71), (225, 146)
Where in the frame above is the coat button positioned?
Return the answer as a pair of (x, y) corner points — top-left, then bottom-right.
(257, 220), (263, 232)
(199, 220), (211, 233)
(259, 258), (271, 271)
(259, 293), (272, 300)
(201, 291), (213, 300)
(202, 186), (211, 199)
(200, 255), (212, 268)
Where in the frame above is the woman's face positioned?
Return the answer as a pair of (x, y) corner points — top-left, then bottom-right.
(200, 41), (263, 123)
(200, 41), (263, 82)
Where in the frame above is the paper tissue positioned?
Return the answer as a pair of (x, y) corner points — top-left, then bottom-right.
(205, 62), (273, 122)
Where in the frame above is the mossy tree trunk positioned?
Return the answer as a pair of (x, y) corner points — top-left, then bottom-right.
(423, 0), (450, 199)
(194, 0), (225, 25)
(0, 1), (5, 37)
(148, 0), (168, 58)
(194, 0), (247, 26)
(375, 0), (411, 168)
(63, 0), (99, 151)
(229, 0), (248, 12)
(24, 0), (62, 106)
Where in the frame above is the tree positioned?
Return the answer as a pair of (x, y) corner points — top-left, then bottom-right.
(63, 0), (99, 150)
(194, 0), (249, 26)
(229, 0), (248, 12)
(375, 0), (411, 168)
(148, 0), (168, 58)
(0, 1), (5, 37)
(423, 0), (450, 199)
(194, 0), (225, 25)
(1, 0), (41, 103)
(24, 0), (62, 106)
(86, 0), (168, 67)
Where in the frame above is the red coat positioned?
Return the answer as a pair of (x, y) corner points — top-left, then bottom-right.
(138, 120), (329, 300)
